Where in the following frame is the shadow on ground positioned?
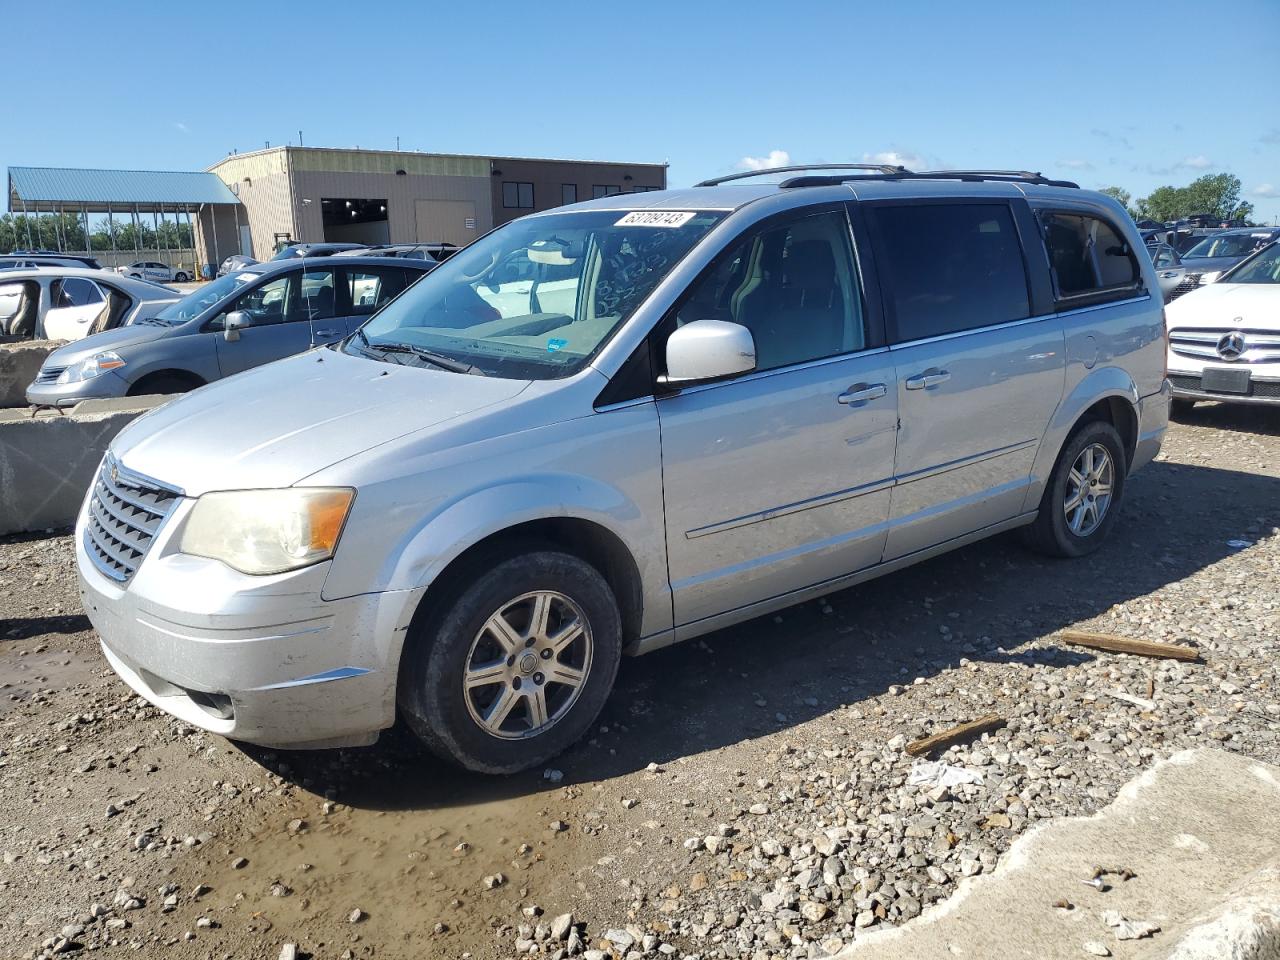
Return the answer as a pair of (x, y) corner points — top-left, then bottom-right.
(246, 455), (1278, 811)
(2, 614), (91, 642)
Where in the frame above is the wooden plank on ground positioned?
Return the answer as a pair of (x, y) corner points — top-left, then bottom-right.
(906, 714), (1005, 757)
(1060, 630), (1201, 662)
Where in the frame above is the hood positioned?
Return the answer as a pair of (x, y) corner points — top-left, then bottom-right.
(112, 348), (532, 495)
(1166, 283), (1280, 331)
(44, 323), (167, 366)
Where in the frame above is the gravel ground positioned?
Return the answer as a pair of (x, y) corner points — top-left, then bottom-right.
(2, 405), (1278, 960)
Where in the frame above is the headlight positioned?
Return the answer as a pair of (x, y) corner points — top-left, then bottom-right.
(180, 488), (355, 575)
(56, 352), (126, 384)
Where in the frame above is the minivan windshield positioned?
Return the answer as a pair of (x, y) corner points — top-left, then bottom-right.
(1222, 243), (1280, 284)
(346, 209), (725, 378)
(152, 269), (260, 323)
(1183, 233), (1268, 259)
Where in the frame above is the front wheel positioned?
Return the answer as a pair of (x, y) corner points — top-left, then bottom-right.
(1023, 420), (1127, 558)
(399, 550), (622, 774)
(173, 271), (189, 283)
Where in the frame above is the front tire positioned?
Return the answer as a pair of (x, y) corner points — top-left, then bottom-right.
(174, 272), (189, 283)
(1024, 420), (1127, 558)
(399, 551), (622, 774)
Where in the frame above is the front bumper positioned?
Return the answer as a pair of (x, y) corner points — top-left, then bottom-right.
(27, 370), (131, 408)
(1169, 370), (1280, 406)
(76, 492), (415, 749)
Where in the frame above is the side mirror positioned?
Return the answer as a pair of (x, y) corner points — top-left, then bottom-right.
(224, 310), (250, 342)
(660, 319), (756, 388)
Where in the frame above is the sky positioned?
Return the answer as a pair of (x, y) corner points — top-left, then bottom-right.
(3, 0), (1278, 223)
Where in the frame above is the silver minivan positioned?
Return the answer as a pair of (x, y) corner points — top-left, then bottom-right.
(77, 167), (1170, 773)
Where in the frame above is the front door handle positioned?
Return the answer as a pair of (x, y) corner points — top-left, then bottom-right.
(904, 369), (951, 390)
(1158, 271), (1180, 279)
(837, 382), (887, 405)
(313, 328), (339, 338)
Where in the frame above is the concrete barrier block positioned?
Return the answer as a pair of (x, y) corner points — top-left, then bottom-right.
(0, 396), (173, 535)
(0, 340), (65, 408)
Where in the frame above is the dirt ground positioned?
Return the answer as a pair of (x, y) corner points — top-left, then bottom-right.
(2, 403), (1278, 960)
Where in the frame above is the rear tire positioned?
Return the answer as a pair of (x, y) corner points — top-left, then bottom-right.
(1023, 420), (1127, 559)
(399, 550), (622, 774)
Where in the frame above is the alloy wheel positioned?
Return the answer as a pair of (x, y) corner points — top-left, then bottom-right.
(1064, 442), (1114, 537)
(462, 590), (593, 740)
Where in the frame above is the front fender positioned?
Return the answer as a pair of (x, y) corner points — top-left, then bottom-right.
(1020, 365), (1140, 513)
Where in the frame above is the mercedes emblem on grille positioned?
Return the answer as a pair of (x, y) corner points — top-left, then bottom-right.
(1217, 330), (1246, 361)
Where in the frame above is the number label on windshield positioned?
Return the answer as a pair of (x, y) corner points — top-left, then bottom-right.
(615, 211), (696, 228)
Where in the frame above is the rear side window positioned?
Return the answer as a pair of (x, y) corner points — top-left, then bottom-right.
(55, 278), (104, 308)
(1042, 213), (1140, 299)
(872, 203), (1030, 342)
(345, 267), (407, 315)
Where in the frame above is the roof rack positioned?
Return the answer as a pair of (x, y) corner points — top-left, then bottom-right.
(693, 163), (1080, 190)
(694, 163), (909, 187)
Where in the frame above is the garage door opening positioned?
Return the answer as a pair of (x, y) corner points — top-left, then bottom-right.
(322, 198), (390, 244)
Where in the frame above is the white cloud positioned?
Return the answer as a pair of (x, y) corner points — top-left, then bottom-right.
(738, 149), (790, 171)
(1181, 155), (1213, 170)
(1058, 159), (1094, 170)
(863, 150), (926, 170)
(172, 121), (190, 134)
(1253, 184), (1278, 198)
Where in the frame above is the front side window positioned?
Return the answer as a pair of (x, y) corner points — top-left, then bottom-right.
(874, 203), (1030, 341)
(503, 182), (534, 209)
(55, 277), (104, 308)
(348, 209), (724, 379)
(1042, 212), (1139, 298)
(1223, 243), (1280, 284)
(227, 273), (293, 327)
(673, 209), (864, 371)
(1152, 244), (1176, 268)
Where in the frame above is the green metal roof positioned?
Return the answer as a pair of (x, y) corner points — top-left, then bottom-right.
(8, 166), (240, 212)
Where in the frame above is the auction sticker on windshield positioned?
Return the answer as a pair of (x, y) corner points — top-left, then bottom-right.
(615, 211), (696, 228)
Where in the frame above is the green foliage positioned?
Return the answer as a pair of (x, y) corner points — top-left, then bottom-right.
(1098, 186), (1137, 219)
(0, 213), (192, 254)
(1133, 174), (1254, 224)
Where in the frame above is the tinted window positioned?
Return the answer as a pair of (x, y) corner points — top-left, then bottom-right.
(561, 184), (577, 205)
(298, 269), (337, 321)
(502, 182), (534, 209)
(674, 209), (864, 372)
(1043, 213), (1139, 297)
(874, 203), (1029, 341)
(345, 267), (407, 315)
(230, 274), (292, 326)
(56, 278), (104, 308)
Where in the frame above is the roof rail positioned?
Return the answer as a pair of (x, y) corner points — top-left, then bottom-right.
(694, 163), (909, 187)
(777, 169), (1080, 189)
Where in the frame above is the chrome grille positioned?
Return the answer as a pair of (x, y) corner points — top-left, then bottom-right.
(1169, 328), (1280, 364)
(1170, 274), (1202, 299)
(34, 366), (65, 384)
(84, 456), (180, 583)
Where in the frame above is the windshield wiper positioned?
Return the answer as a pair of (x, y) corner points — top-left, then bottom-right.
(355, 333), (484, 375)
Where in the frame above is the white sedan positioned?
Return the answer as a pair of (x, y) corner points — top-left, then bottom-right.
(115, 260), (192, 283)
(1165, 241), (1280, 412)
(0, 268), (180, 342)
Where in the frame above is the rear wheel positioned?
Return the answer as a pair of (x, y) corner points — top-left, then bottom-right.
(1024, 420), (1127, 558)
(399, 550), (622, 774)
(173, 271), (189, 283)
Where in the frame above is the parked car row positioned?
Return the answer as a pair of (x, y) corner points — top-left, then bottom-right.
(27, 256), (432, 405)
(1145, 226), (1280, 301)
(73, 166), (1170, 774)
(215, 241), (459, 276)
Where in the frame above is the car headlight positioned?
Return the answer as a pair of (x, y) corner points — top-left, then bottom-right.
(180, 488), (355, 575)
(56, 352), (126, 384)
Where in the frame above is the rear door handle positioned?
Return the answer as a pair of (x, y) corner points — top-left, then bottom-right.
(837, 382), (887, 405)
(904, 369), (951, 390)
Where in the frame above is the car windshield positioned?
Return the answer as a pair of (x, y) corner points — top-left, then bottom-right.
(346, 208), (725, 379)
(153, 270), (260, 323)
(1222, 244), (1280, 284)
(1183, 234), (1266, 259)
(270, 246), (304, 260)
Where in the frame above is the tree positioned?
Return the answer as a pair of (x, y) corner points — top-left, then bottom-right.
(1098, 186), (1137, 219)
(1135, 174), (1254, 224)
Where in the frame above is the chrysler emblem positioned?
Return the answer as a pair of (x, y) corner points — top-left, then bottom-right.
(1217, 330), (1246, 361)
(110, 460), (119, 484)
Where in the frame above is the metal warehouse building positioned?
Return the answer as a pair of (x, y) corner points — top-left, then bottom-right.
(204, 146), (668, 263)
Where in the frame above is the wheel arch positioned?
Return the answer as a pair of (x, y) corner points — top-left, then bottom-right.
(126, 368), (206, 395)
